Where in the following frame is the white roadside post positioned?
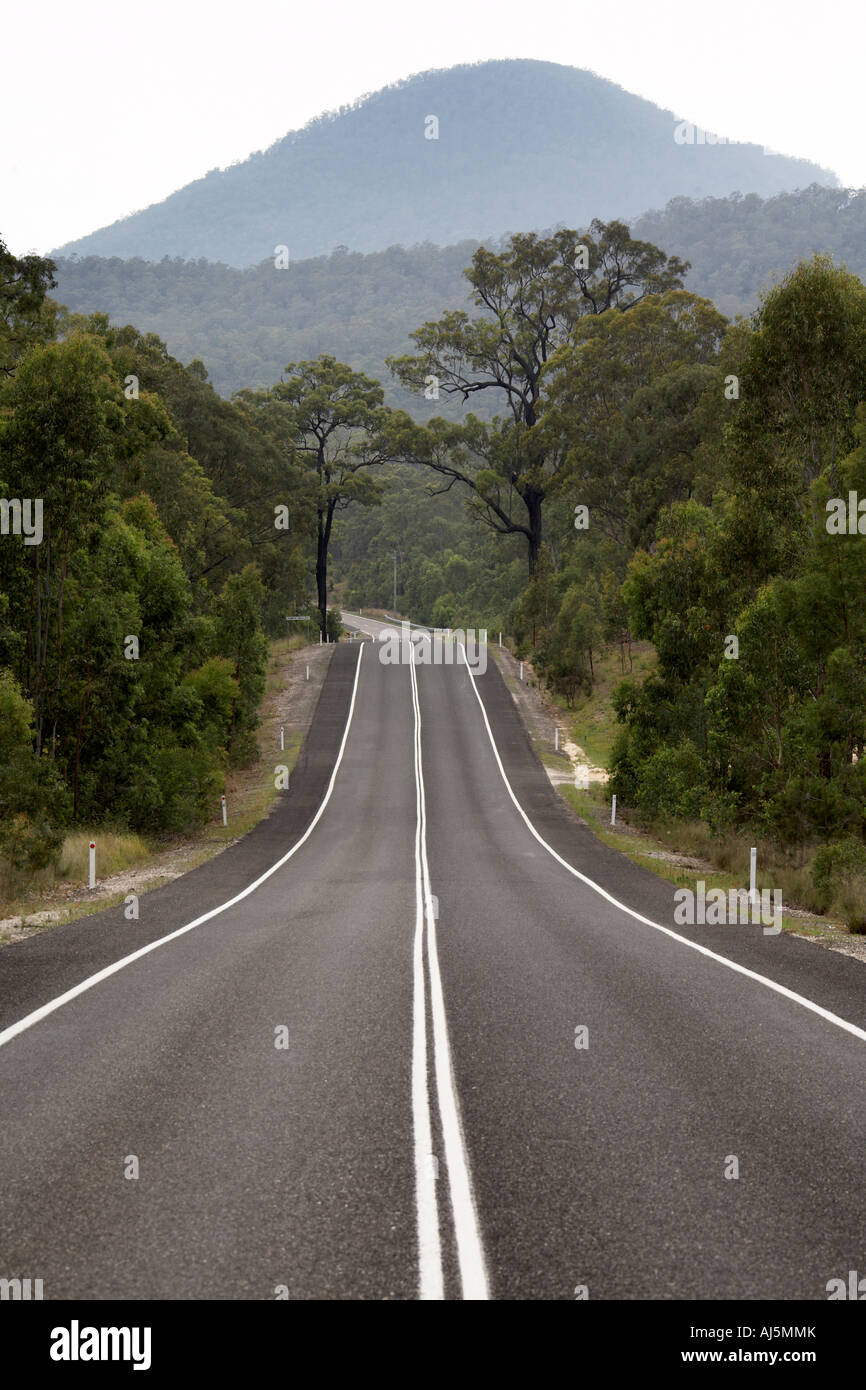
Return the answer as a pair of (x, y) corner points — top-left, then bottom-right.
(610, 795), (617, 826)
(280, 725), (285, 751)
(306, 665), (309, 681)
(89, 840), (96, 890)
(221, 794), (227, 827)
(519, 662), (524, 681)
(555, 727), (559, 752)
(499, 632), (502, 648)
(750, 847), (757, 910)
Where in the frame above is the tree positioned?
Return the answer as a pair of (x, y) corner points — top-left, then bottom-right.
(0, 670), (67, 871)
(238, 356), (393, 637)
(722, 256), (866, 586)
(540, 290), (727, 548)
(0, 235), (58, 377)
(389, 221), (688, 573)
(214, 565), (268, 766)
(0, 337), (124, 753)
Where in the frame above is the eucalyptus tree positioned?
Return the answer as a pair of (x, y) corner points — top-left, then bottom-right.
(238, 356), (397, 637)
(388, 220), (688, 574)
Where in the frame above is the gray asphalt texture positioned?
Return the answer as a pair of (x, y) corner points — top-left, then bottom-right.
(1, 626), (865, 1300)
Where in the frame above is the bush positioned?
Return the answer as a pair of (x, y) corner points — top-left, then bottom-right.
(0, 670), (68, 871)
(636, 741), (708, 821)
(326, 607), (343, 642)
(812, 838), (866, 929)
(837, 877), (866, 933)
(811, 837), (866, 896)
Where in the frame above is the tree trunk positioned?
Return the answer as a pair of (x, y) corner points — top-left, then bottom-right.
(316, 499), (338, 640)
(316, 511), (328, 639)
(525, 489), (543, 575)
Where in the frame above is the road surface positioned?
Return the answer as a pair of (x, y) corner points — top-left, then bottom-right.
(1, 617), (865, 1300)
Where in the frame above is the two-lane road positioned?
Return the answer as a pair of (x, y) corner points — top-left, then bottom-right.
(1, 624), (865, 1299)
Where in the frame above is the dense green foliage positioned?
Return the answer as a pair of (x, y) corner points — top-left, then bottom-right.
(0, 238), (316, 861)
(333, 462), (525, 630)
(51, 60), (832, 268)
(605, 259), (866, 871)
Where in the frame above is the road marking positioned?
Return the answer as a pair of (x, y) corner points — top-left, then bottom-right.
(0, 646), (366, 1051)
(410, 654), (444, 1301)
(410, 652), (490, 1301)
(462, 650), (866, 1047)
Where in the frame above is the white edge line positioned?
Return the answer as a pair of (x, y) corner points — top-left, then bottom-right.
(462, 646), (866, 1047)
(0, 645), (366, 1050)
(411, 649), (445, 1301)
(411, 651), (491, 1300)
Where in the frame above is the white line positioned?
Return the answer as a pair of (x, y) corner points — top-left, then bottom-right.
(411, 660), (445, 1301)
(0, 645), (366, 1051)
(410, 652), (491, 1300)
(462, 649), (866, 1047)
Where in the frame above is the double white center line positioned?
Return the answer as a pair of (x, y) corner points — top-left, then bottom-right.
(409, 646), (490, 1301)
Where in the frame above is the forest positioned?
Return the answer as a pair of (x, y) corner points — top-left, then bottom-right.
(50, 184), (866, 399)
(3, 213), (866, 926)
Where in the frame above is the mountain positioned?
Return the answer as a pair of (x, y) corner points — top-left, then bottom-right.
(52, 59), (838, 268)
(51, 186), (866, 400)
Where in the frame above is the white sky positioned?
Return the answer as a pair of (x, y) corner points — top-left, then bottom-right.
(3, 0), (864, 257)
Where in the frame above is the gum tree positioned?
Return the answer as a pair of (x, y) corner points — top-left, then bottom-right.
(238, 356), (396, 638)
(388, 221), (688, 574)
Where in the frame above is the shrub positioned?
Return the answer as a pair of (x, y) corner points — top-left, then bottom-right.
(636, 741), (707, 821)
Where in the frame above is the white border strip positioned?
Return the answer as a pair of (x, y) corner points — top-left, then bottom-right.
(411, 651), (490, 1300)
(0, 645), (366, 1051)
(463, 648), (866, 1046)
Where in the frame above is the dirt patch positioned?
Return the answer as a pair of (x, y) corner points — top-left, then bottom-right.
(492, 648), (608, 785)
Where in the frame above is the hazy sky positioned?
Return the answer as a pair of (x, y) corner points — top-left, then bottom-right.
(4, 0), (864, 256)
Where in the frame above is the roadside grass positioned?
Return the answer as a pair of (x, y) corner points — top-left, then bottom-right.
(0, 832), (149, 920)
(559, 783), (842, 939)
(539, 749), (572, 771)
(549, 642), (655, 768)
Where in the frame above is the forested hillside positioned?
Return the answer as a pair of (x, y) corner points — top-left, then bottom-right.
(52, 185), (866, 399)
(52, 60), (835, 267)
(52, 242), (479, 406)
(634, 183), (866, 319)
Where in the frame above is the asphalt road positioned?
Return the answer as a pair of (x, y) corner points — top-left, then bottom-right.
(1, 616), (865, 1300)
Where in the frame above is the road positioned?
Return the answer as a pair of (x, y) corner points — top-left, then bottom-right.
(1, 615), (865, 1300)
